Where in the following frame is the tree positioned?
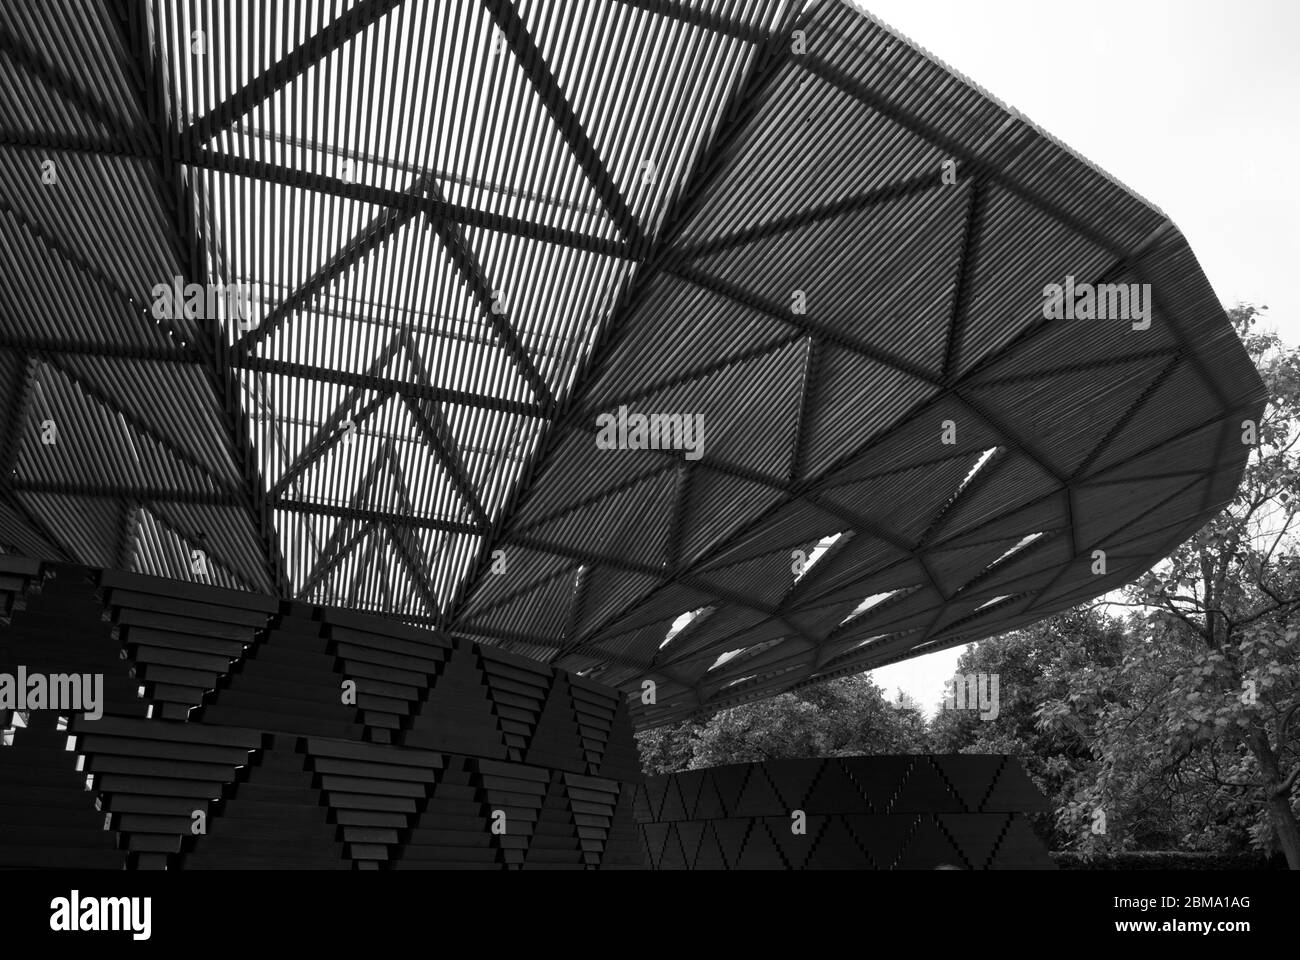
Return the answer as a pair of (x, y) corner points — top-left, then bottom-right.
(635, 674), (927, 773)
(1063, 307), (1300, 867)
(932, 607), (1127, 848)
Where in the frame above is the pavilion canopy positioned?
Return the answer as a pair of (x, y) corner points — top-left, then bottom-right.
(0, 0), (1266, 725)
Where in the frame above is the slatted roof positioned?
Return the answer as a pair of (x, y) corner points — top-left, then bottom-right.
(0, 0), (1266, 726)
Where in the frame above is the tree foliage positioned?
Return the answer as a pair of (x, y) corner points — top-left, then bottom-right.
(1045, 307), (1300, 865)
(636, 674), (927, 774)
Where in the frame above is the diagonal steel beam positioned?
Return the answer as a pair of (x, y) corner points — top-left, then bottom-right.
(480, 0), (645, 248)
(380, 448), (444, 617)
(674, 169), (953, 259)
(941, 178), (984, 382)
(262, 337), (406, 502)
(294, 450), (390, 598)
(180, 144), (629, 258)
(39, 352), (230, 488)
(0, 20), (141, 137)
(421, 180), (556, 408)
(140, 499), (260, 591)
(609, 0), (771, 42)
(396, 333), (490, 528)
(667, 261), (943, 388)
(268, 390), (395, 501)
(185, 0), (405, 146)
(299, 523), (370, 600)
(233, 192), (428, 358)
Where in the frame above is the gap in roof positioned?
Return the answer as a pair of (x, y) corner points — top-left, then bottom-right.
(955, 447), (1000, 500)
(975, 595), (1012, 611)
(991, 532), (1045, 567)
(841, 590), (903, 626)
(708, 647), (746, 671)
(661, 606), (713, 649)
(794, 533), (843, 584)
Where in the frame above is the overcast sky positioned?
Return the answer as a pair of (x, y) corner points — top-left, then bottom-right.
(851, 0), (1300, 715)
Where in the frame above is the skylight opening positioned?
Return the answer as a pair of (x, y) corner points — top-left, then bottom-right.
(840, 590), (902, 626)
(991, 532), (1045, 566)
(954, 447), (1000, 500)
(661, 606), (714, 650)
(794, 533), (843, 584)
(708, 648), (746, 671)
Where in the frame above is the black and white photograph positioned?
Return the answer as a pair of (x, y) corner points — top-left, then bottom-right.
(0, 0), (1295, 944)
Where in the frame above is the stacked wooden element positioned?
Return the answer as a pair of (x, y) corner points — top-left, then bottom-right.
(635, 755), (1054, 869)
(0, 561), (643, 869)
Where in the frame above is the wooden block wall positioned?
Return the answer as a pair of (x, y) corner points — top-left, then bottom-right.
(0, 561), (644, 870)
(635, 756), (1055, 870)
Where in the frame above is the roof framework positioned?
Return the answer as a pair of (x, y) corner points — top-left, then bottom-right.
(0, 0), (1267, 726)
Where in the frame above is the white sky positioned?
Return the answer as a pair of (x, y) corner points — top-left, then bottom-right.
(855, 0), (1300, 716)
